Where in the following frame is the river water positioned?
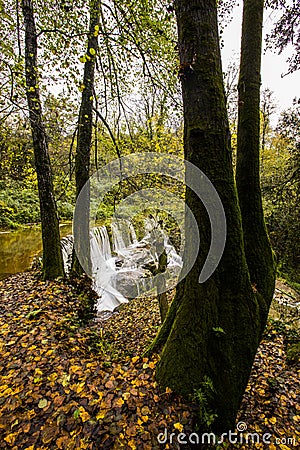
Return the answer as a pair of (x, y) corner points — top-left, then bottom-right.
(0, 224), (72, 280)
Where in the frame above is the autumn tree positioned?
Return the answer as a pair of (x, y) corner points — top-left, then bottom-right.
(72, 0), (100, 275)
(263, 99), (300, 282)
(150, 0), (276, 432)
(236, 0), (275, 303)
(21, 0), (64, 279)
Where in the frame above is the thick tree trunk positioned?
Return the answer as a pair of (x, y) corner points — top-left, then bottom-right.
(21, 0), (64, 280)
(72, 0), (100, 275)
(154, 0), (272, 433)
(236, 0), (276, 307)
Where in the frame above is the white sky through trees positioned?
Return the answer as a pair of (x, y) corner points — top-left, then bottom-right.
(221, 2), (299, 120)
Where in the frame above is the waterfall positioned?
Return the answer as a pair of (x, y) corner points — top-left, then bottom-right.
(61, 219), (183, 316)
(92, 226), (112, 261)
(61, 235), (74, 274)
(111, 219), (137, 253)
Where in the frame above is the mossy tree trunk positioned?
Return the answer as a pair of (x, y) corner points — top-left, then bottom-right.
(21, 0), (64, 280)
(153, 0), (275, 433)
(236, 0), (276, 306)
(72, 0), (100, 276)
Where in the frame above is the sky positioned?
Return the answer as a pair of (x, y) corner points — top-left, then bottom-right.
(221, 3), (300, 122)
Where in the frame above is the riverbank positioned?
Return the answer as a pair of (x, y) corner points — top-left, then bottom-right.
(0, 224), (73, 280)
(0, 271), (299, 449)
(0, 221), (73, 233)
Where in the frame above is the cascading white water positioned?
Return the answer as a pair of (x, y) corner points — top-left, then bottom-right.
(92, 226), (112, 261)
(111, 219), (138, 252)
(61, 219), (182, 315)
(60, 235), (74, 274)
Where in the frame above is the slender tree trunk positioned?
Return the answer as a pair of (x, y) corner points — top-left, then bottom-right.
(153, 0), (272, 433)
(72, 0), (100, 275)
(21, 0), (64, 280)
(236, 0), (276, 307)
(157, 248), (168, 323)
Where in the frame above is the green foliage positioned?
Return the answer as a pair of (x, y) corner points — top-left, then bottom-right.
(212, 326), (226, 337)
(261, 100), (300, 282)
(0, 181), (75, 229)
(56, 201), (74, 221)
(0, 182), (40, 228)
(266, 319), (300, 367)
(193, 376), (218, 430)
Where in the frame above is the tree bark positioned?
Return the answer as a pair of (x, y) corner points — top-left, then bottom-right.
(157, 248), (169, 323)
(154, 0), (273, 433)
(72, 0), (100, 275)
(236, 0), (276, 307)
(21, 0), (64, 280)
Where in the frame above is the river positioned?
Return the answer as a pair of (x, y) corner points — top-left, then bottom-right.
(0, 224), (72, 280)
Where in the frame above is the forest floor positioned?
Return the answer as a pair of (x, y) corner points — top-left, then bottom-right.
(0, 272), (299, 450)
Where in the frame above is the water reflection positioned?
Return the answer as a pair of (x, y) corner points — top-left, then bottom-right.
(0, 224), (72, 280)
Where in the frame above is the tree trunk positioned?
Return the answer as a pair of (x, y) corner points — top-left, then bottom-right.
(157, 248), (168, 323)
(72, 0), (100, 275)
(154, 0), (274, 433)
(236, 0), (276, 306)
(21, 0), (64, 280)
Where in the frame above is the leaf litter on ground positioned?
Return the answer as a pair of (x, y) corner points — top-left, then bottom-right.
(0, 272), (299, 449)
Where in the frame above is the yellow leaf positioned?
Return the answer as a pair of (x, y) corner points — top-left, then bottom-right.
(269, 417), (276, 425)
(70, 365), (82, 373)
(128, 440), (136, 450)
(96, 411), (105, 420)
(122, 392), (130, 401)
(174, 422), (183, 432)
(38, 398), (48, 409)
(141, 406), (150, 415)
(70, 382), (85, 394)
(89, 47), (96, 55)
(132, 356), (139, 364)
(115, 397), (124, 408)
(279, 445), (292, 450)
(4, 433), (16, 445)
(78, 406), (90, 422)
(165, 387), (172, 394)
(47, 373), (58, 382)
(141, 415), (148, 422)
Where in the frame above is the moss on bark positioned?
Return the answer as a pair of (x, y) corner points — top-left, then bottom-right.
(236, 0), (276, 311)
(72, 1), (100, 276)
(154, 0), (275, 433)
(22, 0), (64, 280)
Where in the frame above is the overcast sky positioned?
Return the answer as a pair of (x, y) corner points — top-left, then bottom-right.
(221, 3), (300, 121)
